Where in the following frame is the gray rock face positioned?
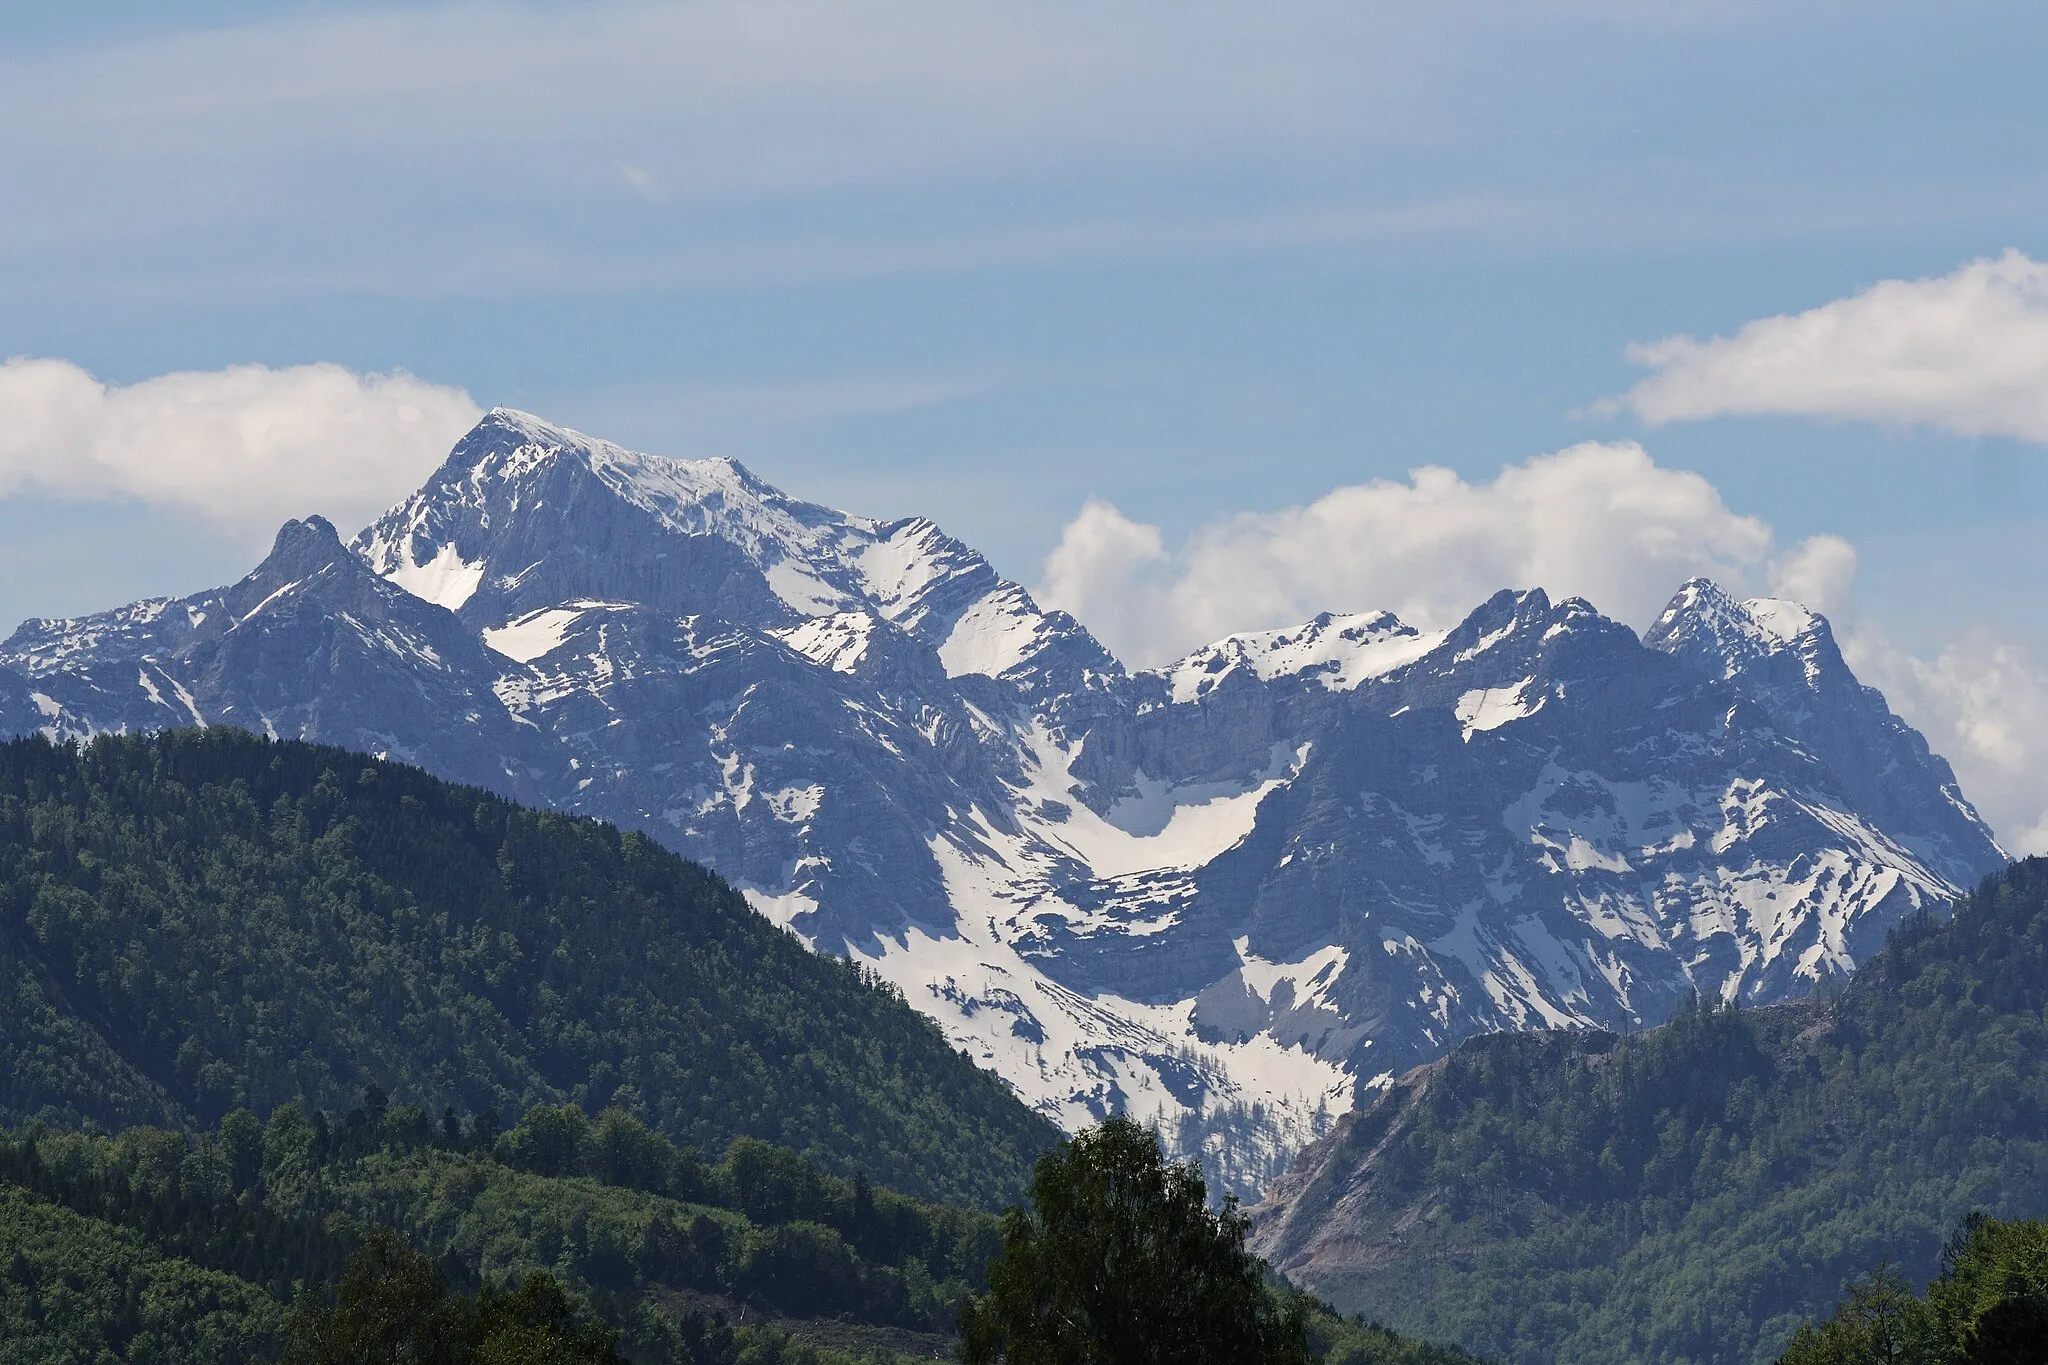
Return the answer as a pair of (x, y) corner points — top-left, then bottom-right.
(0, 410), (2006, 1198)
(1, 514), (551, 799)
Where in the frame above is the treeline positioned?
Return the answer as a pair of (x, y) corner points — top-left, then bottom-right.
(0, 729), (1056, 1209)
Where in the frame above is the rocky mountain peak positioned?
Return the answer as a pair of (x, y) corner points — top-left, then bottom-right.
(248, 514), (350, 584)
(357, 412), (1121, 691)
(1645, 576), (1836, 680)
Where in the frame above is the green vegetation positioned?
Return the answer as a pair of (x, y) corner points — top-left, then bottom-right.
(1778, 1214), (2048, 1364)
(958, 1115), (1481, 1365)
(0, 1102), (1478, 1365)
(0, 1181), (289, 1363)
(1300, 856), (2048, 1365)
(961, 1114), (1314, 1365)
(1300, 1315), (1487, 1365)
(284, 1228), (624, 1364)
(0, 1095), (1006, 1363)
(0, 729), (1055, 1209)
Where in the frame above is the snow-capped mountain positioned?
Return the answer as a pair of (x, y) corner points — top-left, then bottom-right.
(0, 410), (2006, 1197)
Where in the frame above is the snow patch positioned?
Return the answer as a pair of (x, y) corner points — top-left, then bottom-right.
(765, 784), (824, 824)
(838, 831), (1352, 1159)
(1743, 597), (1820, 644)
(484, 607), (584, 662)
(938, 588), (1049, 679)
(773, 612), (876, 673)
(1456, 681), (1543, 739)
(765, 559), (852, 617)
(386, 542), (485, 611)
(1019, 725), (1304, 878)
(1159, 612), (1444, 702)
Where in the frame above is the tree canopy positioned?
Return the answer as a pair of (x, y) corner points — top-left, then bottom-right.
(1778, 1214), (2048, 1364)
(284, 1228), (623, 1365)
(961, 1115), (1313, 1365)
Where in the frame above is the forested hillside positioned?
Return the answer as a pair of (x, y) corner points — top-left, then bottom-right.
(0, 1101), (1003, 1363)
(1252, 857), (2048, 1365)
(0, 730), (1056, 1209)
(0, 1101), (1481, 1365)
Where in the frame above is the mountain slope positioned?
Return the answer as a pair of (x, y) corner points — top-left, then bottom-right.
(0, 728), (1056, 1208)
(0, 409), (2006, 1195)
(1249, 857), (2048, 1365)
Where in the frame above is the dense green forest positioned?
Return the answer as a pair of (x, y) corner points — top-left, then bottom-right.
(0, 730), (1055, 1209)
(0, 1098), (1012, 1362)
(0, 1100), (1479, 1364)
(1288, 856), (2048, 1365)
(1778, 1213), (2048, 1363)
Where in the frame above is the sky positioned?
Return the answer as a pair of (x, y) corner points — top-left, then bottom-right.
(3, 1), (2048, 849)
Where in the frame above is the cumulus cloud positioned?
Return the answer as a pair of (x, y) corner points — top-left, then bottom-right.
(1037, 441), (1775, 667)
(1605, 250), (2048, 442)
(1766, 532), (1858, 616)
(1760, 535), (2048, 856)
(0, 358), (482, 533)
(1843, 627), (2048, 857)
(1035, 442), (2048, 855)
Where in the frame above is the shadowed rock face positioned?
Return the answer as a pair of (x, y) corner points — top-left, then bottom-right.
(0, 409), (2006, 1199)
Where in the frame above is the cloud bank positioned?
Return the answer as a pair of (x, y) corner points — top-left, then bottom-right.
(1034, 442), (2048, 855)
(1039, 441), (1779, 666)
(0, 358), (482, 533)
(1607, 250), (2048, 442)
(1847, 627), (2048, 858)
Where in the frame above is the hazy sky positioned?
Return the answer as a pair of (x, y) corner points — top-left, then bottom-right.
(4, 1), (2048, 848)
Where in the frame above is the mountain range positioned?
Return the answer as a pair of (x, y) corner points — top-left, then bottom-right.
(0, 409), (2006, 1195)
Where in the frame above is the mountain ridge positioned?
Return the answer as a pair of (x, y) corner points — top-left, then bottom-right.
(0, 408), (2006, 1195)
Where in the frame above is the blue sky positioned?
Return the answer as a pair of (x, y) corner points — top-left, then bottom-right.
(3, 1), (2047, 844)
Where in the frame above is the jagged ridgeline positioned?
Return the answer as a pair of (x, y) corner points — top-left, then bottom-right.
(0, 729), (1057, 1209)
(1, 408), (2005, 1204)
(1251, 856), (2048, 1365)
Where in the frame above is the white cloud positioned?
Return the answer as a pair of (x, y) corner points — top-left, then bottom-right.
(1038, 498), (1176, 655)
(1037, 441), (1773, 667)
(1843, 626), (2048, 857)
(0, 358), (481, 533)
(1606, 250), (2048, 442)
(1035, 441), (2048, 856)
(1767, 532), (1858, 615)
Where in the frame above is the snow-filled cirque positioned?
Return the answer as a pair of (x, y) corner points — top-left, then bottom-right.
(0, 410), (2007, 1198)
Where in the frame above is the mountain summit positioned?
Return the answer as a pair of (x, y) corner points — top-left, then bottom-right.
(0, 411), (2005, 1196)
